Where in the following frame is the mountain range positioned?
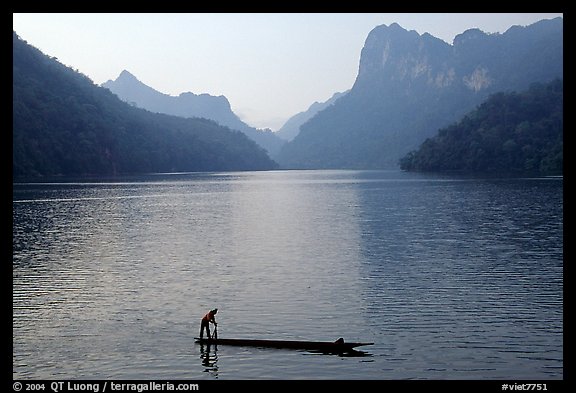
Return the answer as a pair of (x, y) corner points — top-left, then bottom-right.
(102, 71), (285, 158)
(275, 91), (348, 141)
(13, 17), (563, 177)
(13, 32), (277, 178)
(277, 17), (563, 169)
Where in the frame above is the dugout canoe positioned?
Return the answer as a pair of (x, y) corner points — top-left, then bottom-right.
(194, 337), (373, 352)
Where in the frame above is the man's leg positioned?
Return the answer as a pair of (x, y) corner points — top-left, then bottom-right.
(200, 321), (206, 339)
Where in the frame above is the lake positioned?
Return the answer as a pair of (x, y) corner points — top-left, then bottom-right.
(12, 170), (563, 379)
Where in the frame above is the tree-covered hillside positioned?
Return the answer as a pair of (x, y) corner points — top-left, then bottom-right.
(399, 79), (563, 175)
(13, 32), (278, 178)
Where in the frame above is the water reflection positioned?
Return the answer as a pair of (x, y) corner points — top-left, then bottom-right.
(338, 349), (373, 358)
(13, 171), (562, 379)
(307, 348), (373, 358)
(199, 344), (218, 378)
(217, 171), (368, 340)
(353, 173), (563, 378)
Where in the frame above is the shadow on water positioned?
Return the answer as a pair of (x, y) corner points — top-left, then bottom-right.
(199, 344), (218, 378)
(307, 348), (374, 358)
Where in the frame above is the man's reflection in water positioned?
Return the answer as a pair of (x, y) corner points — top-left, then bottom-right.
(199, 344), (218, 378)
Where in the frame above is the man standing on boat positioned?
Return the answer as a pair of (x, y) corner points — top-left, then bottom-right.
(200, 308), (218, 339)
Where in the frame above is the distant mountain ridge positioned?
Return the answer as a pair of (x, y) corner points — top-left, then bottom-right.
(277, 17), (563, 169)
(13, 32), (278, 177)
(276, 91), (348, 141)
(102, 71), (285, 157)
(103, 70), (248, 131)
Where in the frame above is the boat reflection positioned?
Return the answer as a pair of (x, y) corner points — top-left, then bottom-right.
(308, 348), (373, 357)
(199, 344), (218, 378)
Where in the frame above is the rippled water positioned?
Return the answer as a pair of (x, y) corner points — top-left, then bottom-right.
(13, 170), (563, 379)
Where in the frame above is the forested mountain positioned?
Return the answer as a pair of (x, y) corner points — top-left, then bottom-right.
(13, 32), (278, 178)
(277, 17), (563, 169)
(102, 71), (285, 158)
(275, 91), (348, 141)
(399, 79), (563, 175)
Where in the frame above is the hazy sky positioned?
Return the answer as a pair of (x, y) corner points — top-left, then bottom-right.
(13, 13), (562, 131)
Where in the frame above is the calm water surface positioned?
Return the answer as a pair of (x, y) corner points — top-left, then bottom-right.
(13, 170), (563, 379)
